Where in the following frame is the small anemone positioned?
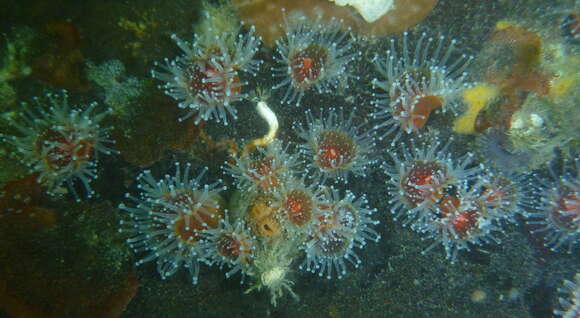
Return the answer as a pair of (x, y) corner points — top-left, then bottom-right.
(244, 239), (300, 306)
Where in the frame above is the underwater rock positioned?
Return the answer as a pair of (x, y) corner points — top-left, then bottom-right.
(113, 92), (203, 168)
(0, 200), (137, 318)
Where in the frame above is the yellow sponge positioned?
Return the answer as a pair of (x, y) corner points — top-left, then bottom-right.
(453, 84), (498, 134)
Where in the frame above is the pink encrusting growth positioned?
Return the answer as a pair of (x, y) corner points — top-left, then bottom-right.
(372, 32), (472, 145)
(119, 162), (227, 285)
(300, 187), (380, 279)
(5, 91), (115, 200)
(294, 107), (376, 184)
(152, 25), (262, 125)
(272, 13), (358, 106)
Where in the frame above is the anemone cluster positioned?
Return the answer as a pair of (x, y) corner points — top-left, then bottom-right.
(2, 0), (578, 311)
(382, 138), (534, 262)
(223, 137), (381, 304)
